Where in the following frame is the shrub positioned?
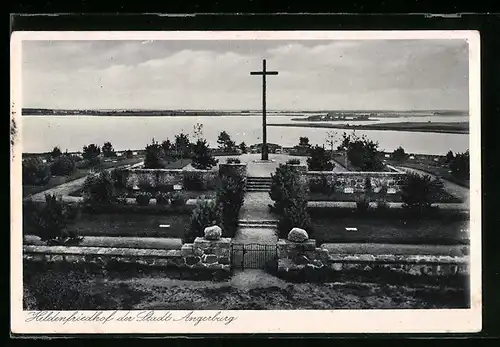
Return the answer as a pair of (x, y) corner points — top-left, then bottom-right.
(238, 142), (247, 154)
(278, 193), (314, 239)
(136, 192), (152, 206)
(23, 194), (83, 245)
(450, 150), (469, 181)
(192, 139), (218, 170)
(401, 172), (443, 211)
(183, 172), (206, 191)
(82, 170), (116, 205)
(308, 175), (335, 196)
(144, 139), (165, 169)
(50, 155), (76, 176)
(110, 168), (126, 189)
(355, 195), (370, 212)
(364, 176), (372, 194)
(216, 173), (246, 237)
(286, 158), (300, 165)
(22, 157), (51, 185)
(307, 145), (334, 171)
(184, 199), (220, 243)
(155, 192), (170, 205)
(343, 133), (384, 171)
(391, 146), (407, 161)
(217, 131), (236, 153)
(125, 149), (134, 158)
(170, 192), (187, 207)
(226, 157), (241, 164)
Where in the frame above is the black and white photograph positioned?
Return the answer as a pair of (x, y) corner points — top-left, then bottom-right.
(11, 31), (481, 334)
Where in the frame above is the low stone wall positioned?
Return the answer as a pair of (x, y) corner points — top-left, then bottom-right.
(122, 169), (218, 190)
(23, 236), (231, 273)
(276, 238), (469, 279)
(306, 171), (407, 194)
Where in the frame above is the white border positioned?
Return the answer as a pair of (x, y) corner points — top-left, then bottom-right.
(10, 30), (482, 334)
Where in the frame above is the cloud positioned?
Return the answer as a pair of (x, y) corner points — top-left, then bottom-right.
(21, 39), (469, 110)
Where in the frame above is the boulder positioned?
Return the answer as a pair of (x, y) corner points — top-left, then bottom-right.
(204, 225), (222, 240)
(288, 228), (309, 242)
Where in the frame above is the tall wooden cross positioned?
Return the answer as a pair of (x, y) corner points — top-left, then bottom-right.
(250, 59), (278, 161)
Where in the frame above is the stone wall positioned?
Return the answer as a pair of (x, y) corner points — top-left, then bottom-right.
(306, 171), (407, 194)
(122, 169), (218, 190)
(276, 238), (469, 279)
(23, 236), (231, 273)
(180, 237), (231, 271)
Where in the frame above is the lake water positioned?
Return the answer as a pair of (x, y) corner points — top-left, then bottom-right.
(21, 115), (469, 155)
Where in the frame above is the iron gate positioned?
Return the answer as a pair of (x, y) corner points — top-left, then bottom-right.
(231, 243), (278, 270)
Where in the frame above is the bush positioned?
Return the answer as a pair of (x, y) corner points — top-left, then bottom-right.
(226, 157), (241, 164)
(125, 149), (134, 158)
(343, 133), (384, 171)
(278, 193), (314, 239)
(170, 192), (187, 207)
(355, 195), (370, 212)
(364, 176), (372, 194)
(136, 192), (152, 206)
(50, 155), (76, 176)
(82, 170), (116, 205)
(307, 145), (334, 171)
(184, 199), (220, 243)
(192, 139), (218, 170)
(110, 168), (126, 188)
(216, 172), (246, 237)
(155, 192), (170, 205)
(183, 172), (206, 191)
(23, 194), (82, 245)
(450, 150), (469, 181)
(286, 158), (300, 165)
(270, 164), (306, 213)
(308, 175), (335, 196)
(82, 144), (101, 164)
(51, 146), (62, 159)
(401, 172), (443, 211)
(391, 146), (407, 161)
(102, 141), (116, 157)
(22, 157), (51, 185)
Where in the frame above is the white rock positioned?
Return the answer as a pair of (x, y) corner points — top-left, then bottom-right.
(204, 225), (222, 240)
(287, 228), (309, 242)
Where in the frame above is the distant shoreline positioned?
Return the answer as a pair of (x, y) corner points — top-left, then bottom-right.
(268, 121), (469, 135)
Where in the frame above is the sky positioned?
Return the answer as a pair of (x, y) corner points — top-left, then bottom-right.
(22, 39), (470, 111)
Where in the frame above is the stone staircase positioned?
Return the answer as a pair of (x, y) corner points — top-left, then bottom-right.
(238, 219), (279, 230)
(246, 176), (273, 192)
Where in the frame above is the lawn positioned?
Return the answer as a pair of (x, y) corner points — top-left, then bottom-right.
(22, 157), (144, 198)
(312, 216), (469, 245)
(65, 213), (191, 238)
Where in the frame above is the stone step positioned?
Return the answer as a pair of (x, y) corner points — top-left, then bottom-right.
(247, 178), (272, 182)
(246, 188), (271, 192)
(238, 219), (279, 225)
(246, 183), (272, 188)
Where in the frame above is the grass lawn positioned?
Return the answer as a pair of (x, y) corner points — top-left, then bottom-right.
(22, 157), (143, 198)
(312, 217), (469, 245)
(66, 213), (191, 238)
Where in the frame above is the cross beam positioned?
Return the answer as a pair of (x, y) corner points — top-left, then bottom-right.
(250, 59), (278, 161)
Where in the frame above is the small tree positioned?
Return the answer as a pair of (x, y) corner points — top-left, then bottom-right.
(217, 173), (246, 237)
(325, 131), (337, 158)
(22, 157), (51, 185)
(192, 123), (204, 141)
(82, 170), (116, 205)
(144, 138), (165, 169)
(174, 133), (191, 159)
(184, 199), (221, 243)
(82, 144), (101, 166)
(270, 164), (302, 214)
(191, 139), (218, 170)
(445, 150), (455, 163)
(102, 142), (116, 157)
(278, 190), (314, 239)
(50, 146), (62, 159)
(307, 145), (334, 171)
(217, 131), (236, 153)
(391, 146), (407, 161)
(24, 194), (82, 245)
(401, 172), (442, 212)
(299, 136), (310, 148)
(125, 149), (134, 158)
(345, 133), (384, 171)
(50, 155), (76, 176)
(161, 140), (172, 153)
(238, 142), (248, 154)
